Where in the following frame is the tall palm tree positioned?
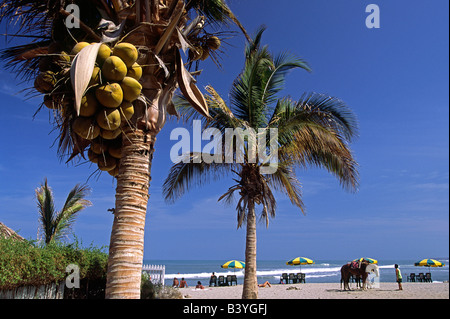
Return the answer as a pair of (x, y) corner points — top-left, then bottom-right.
(0, 0), (248, 298)
(36, 178), (92, 245)
(163, 28), (359, 299)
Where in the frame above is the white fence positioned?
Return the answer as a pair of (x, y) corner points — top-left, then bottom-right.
(142, 264), (165, 285)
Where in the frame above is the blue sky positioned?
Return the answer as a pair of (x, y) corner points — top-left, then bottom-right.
(0, 0), (448, 262)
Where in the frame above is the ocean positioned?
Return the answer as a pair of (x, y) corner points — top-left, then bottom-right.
(143, 259), (449, 288)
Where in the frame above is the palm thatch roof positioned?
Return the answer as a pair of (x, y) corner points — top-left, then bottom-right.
(0, 222), (25, 241)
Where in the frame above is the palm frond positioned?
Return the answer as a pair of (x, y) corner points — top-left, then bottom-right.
(261, 52), (310, 111)
(229, 53), (273, 126)
(273, 97), (359, 192)
(35, 178), (56, 244)
(296, 92), (359, 141)
(163, 152), (236, 203)
(259, 176), (276, 227)
(186, 0), (250, 41)
(267, 164), (305, 214)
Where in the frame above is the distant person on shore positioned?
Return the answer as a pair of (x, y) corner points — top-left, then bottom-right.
(172, 277), (179, 288)
(395, 264), (403, 290)
(258, 281), (272, 288)
(196, 281), (205, 289)
(179, 278), (188, 288)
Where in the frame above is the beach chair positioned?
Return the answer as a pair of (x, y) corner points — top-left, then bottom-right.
(230, 275), (238, 286)
(218, 276), (225, 286)
(409, 273), (415, 282)
(281, 273), (288, 284)
(288, 273), (297, 284)
(226, 275), (232, 286)
(209, 275), (217, 287)
(299, 273), (306, 283)
(418, 273), (425, 282)
(425, 273), (432, 283)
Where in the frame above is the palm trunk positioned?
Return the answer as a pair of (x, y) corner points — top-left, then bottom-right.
(242, 201), (258, 299)
(105, 125), (155, 299)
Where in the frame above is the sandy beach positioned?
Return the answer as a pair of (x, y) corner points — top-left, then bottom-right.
(179, 282), (449, 299)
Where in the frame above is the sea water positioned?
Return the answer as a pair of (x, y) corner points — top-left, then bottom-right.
(142, 259), (449, 288)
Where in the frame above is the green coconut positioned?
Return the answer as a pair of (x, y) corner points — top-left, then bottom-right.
(97, 154), (117, 171)
(34, 71), (56, 93)
(101, 56), (127, 81)
(89, 66), (101, 86)
(100, 128), (122, 140)
(120, 76), (142, 102)
(126, 62), (143, 80)
(206, 36), (221, 51)
(90, 141), (108, 154)
(88, 148), (99, 164)
(72, 117), (100, 140)
(70, 42), (90, 56)
(112, 43), (138, 68)
(43, 95), (57, 109)
(119, 100), (135, 121)
(108, 145), (122, 159)
(96, 43), (112, 65)
(96, 108), (121, 131)
(107, 165), (120, 177)
(95, 83), (123, 108)
(79, 92), (99, 117)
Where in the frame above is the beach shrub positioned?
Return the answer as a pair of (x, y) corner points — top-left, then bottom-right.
(140, 273), (183, 299)
(0, 236), (108, 295)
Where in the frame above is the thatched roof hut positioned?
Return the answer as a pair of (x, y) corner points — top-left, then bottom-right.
(0, 222), (25, 241)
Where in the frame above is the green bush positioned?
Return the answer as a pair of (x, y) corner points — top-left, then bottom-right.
(0, 236), (108, 291)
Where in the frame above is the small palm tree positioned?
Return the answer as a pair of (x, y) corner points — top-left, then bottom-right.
(36, 178), (91, 245)
(163, 28), (359, 299)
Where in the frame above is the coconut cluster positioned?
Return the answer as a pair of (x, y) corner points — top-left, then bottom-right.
(188, 36), (221, 62)
(37, 41), (143, 177)
(75, 42), (142, 176)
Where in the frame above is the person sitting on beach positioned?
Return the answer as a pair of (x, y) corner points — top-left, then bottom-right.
(179, 278), (188, 288)
(172, 277), (179, 288)
(196, 281), (205, 289)
(258, 281), (272, 288)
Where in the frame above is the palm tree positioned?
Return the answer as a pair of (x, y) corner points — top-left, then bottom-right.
(36, 178), (92, 245)
(0, 0), (248, 298)
(163, 28), (359, 299)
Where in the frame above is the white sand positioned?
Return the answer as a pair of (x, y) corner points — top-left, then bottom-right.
(179, 282), (449, 299)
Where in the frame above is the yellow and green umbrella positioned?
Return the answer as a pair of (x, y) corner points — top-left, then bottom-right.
(286, 257), (315, 272)
(221, 260), (245, 270)
(353, 257), (378, 264)
(414, 259), (445, 267)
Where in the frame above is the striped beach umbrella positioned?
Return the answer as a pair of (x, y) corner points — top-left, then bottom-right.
(221, 260), (245, 269)
(286, 257), (315, 266)
(414, 259), (445, 267)
(353, 257), (378, 264)
(286, 257), (314, 272)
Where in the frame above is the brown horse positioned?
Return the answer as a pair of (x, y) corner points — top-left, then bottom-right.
(340, 260), (370, 291)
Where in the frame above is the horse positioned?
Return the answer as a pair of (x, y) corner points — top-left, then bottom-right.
(340, 260), (370, 291)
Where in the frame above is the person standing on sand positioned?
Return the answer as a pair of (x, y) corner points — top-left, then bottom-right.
(395, 264), (403, 290)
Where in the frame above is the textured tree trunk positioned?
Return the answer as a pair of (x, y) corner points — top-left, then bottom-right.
(105, 125), (156, 299)
(242, 201), (258, 299)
